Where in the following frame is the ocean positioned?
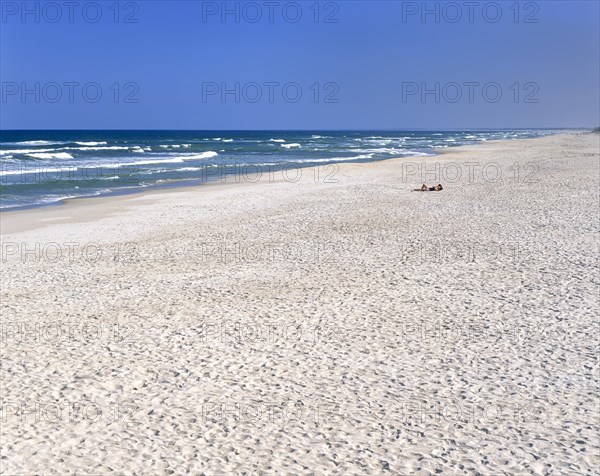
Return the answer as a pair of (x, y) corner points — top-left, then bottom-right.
(0, 130), (560, 209)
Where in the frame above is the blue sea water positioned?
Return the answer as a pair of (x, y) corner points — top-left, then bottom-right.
(0, 130), (562, 209)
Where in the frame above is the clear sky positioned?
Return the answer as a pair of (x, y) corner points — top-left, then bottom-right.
(1, 0), (598, 129)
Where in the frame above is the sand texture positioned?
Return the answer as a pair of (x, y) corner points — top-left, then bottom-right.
(1, 132), (599, 475)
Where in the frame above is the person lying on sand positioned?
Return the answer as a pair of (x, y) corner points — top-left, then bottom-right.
(413, 183), (443, 191)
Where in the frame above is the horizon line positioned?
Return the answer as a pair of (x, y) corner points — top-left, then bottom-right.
(0, 127), (593, 132)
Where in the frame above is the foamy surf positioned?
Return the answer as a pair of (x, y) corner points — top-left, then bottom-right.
(1, 148), (54, 156)
(26, 152), (74, 160)
(0, 130), (557, 209)
(112, 151), (219, 167)
(3, 140), (68, 146)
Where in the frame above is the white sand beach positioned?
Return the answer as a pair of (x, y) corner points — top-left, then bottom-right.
(1, 132), (599, 475)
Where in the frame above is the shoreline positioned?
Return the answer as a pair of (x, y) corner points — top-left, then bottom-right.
(0, 130), (581, 215)
(0, 131), (586, 234)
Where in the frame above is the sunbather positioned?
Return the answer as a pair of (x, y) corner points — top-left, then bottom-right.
(412, 183), (443, 192)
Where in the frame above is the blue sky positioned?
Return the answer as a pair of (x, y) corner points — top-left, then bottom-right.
(1, 0), (598, 129)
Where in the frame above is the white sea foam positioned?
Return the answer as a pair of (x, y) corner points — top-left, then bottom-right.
(68, 146), (130, 151)
(281, 143), (301, 149)
(2, 151), (219, 173)
(270, 139), (286, 143)
(75, 141), (108, 146)
(159, 144), (193, 149)
(187, 151), (219, 159)
(172, 162), (279, 173)
(172, 167), (204, 172)
(109, 151), (219, 167)
(27, 152), (74, 160)
(3, 140), (67, 146)
(363, 139), (395, 146)
(110, 157), (186, 167)
(33, 189), (110, 205)
(0, 148), (55, 156)
(222, 139), (234, 143)
(292, 151), (432, 163)
(1, 145), (131, 155)
(353, 147), (432, 156)
(397, 151), (435, 156)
